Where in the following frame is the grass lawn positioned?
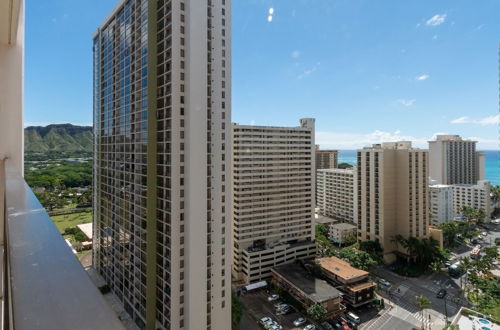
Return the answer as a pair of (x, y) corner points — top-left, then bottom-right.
(51, 211), (92, 234)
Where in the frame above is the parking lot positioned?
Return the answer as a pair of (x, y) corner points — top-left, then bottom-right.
(238, 289), (386, 330)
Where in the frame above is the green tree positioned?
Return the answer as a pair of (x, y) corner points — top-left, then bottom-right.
(415, 295), (432, 330)
(307, 303), (327, 322)
(337, 162), (353, 169)
(231, 294), (243, 326)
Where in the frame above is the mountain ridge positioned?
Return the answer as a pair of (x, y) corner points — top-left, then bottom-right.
(25, 123), (93, 154)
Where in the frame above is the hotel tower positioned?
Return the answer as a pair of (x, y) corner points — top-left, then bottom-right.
(92, 0), (231, 329)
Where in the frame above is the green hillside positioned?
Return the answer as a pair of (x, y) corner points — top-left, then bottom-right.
(25, 124), (93, 155)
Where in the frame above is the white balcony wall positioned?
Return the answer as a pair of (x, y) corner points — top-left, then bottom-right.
(0, 0), (24, 175)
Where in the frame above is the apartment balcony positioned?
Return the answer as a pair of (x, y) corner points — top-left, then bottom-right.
(0, 1), (123, 328)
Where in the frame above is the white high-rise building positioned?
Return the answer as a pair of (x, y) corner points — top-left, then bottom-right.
(357, 142), (428, 262)
(452, 180), (491, 221)
(429, 184), (455, 225)
(93, 1), (231, 329)
(429, 135), (484, 185)
(316, 168), (357, 223)
(231, 119), (317, 284)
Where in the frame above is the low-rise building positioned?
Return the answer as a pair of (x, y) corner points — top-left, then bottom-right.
(452, 180), (491, 221)
(429, 184), (455, 225)
(316, 168), (357, 223)
(317, 256), (376, 307)
(271, 263), (345, 320)
(328, 222), (357, 245)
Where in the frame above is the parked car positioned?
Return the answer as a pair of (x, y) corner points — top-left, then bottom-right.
(268, 294), (280, 302)
(259, 316), (273, 327)
(328, 320), (342, 329)
(436, 289), (447, 299)
(482, 231), (488, 237)
(270, 323), (283, 330)
(346, 312), (361, 324)
(321, 322), (334, 330)
(304, 325), (317, 330)
(274, 302), (287, 310)
(294, 317), (307, 326)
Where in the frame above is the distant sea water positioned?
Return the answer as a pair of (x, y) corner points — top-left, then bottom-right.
(338, 150), (500, 186)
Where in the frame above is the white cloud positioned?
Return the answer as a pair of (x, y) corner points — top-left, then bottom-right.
(451, 116), (469, 124)
(416, 74), (430, 81)
(451, 115), (500, 126)
(267, 15), (273, 22)
(291, 50), (300, 59)
(397, 99), (416, 107)
(316, 130), (499, 150)
(296, 62), (320, 80)
(268, 8), (274, 15)
(426, 14), (447, 26)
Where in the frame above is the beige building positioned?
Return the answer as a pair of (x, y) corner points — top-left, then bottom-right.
(357, 142), (429, 262)
(316, 145), (338, 169)
(429, 135), (484, 185)
(232, 119), (317, 284)
(328, 222), (357, 245)
(452, 180), (491, 221)
(316, 168), (357, 223)
(429, 184), (455, 225)
(93, 1), (231, 329)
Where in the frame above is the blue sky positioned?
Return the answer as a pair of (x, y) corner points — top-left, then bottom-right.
(26, 0), (500, 149)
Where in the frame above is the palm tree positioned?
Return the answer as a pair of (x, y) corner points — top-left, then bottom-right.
(406, 237), (421, 263)
(390, 234), (405, 252)
(415, 295), (432, 330)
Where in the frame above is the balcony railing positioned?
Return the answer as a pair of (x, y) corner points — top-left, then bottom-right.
(0, 159), (124, 330)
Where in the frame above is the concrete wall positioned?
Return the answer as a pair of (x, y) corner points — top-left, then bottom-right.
(0, 0), (24, 175)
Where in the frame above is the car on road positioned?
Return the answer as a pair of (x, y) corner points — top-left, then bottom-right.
(267, 294), (279, 301)
(303, 325), (317, 330)
(293, 317), (307, 326)
(436, 289), (447, 299)
(378, 278), (391, 287)
(482, 231), (488, 237)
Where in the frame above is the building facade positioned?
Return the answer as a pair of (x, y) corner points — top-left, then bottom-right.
(452, 180), (491, 221)
(328, 222), (357, 245)
(92, 1), (231, 329)
(429, 184), (455, 225)
(232, 119), (317, 284)
(316, 146), (338, 169)
(316, 168), (357, 223)
(357, 142), (428, 262)
(429, 135), (484, 185)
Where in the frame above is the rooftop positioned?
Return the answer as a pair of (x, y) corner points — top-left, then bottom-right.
(317, 256), (369, 281)
(272, 263), (342, 304)
(77, 222), (93, 240)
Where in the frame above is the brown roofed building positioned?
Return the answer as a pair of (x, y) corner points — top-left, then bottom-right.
(316, 145), (338, 169)
(317, 257), (376, 307)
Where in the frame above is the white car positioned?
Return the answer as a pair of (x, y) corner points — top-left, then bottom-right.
(303, 325), (316, 330)
(482, 232), (488, 237)
(267, 294), (279, 302)
(293, 317), (307, 326)
(379, 278), (391, 287)
(259, 316), (272, 327)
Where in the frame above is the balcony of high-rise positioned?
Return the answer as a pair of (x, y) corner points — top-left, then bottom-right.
(0, 1), (123, 328)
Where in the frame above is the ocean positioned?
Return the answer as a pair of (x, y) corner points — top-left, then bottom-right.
(338, 150), (500, 186)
